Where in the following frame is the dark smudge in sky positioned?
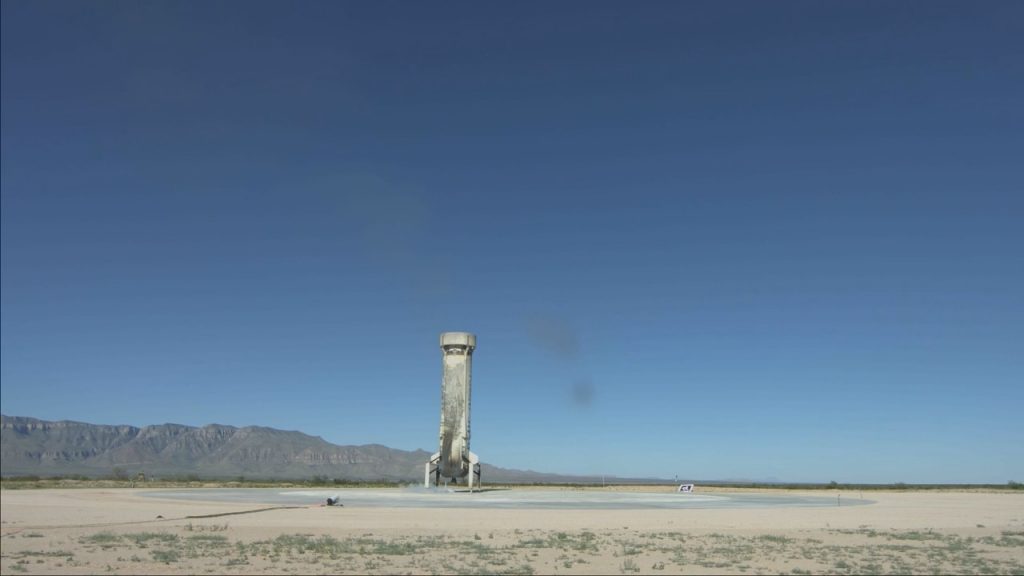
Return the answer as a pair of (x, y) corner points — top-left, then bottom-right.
(525, 315), (595, 408)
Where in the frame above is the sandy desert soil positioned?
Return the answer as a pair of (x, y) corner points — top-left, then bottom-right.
(2, 488), (1023, 574)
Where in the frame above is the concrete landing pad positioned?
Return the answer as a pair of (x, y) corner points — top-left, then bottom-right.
(144, 487), (871, 510)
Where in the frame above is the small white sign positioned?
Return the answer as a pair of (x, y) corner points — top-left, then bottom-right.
(678, 483), (694, 493)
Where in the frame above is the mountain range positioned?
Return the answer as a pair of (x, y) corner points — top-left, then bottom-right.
(0, 415), (637, 483)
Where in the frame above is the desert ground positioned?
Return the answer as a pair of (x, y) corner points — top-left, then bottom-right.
(2, 486), (1023, 575)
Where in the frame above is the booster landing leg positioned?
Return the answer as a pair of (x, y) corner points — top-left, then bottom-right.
(424, 452), (441, 488)
(467, 451), (481, 492)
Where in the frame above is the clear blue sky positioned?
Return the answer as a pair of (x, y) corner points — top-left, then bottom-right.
(2, 1), (1021, 484)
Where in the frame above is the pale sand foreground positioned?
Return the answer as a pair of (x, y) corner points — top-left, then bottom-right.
(2, 488), (1023, 575)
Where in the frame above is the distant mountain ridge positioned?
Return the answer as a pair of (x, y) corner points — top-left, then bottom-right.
(0, 415), (631, 483)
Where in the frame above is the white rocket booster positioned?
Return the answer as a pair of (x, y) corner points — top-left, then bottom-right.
(426, 332), (481, 490)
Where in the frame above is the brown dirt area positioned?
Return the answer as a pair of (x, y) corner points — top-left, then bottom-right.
(2, 488), (1023, 574)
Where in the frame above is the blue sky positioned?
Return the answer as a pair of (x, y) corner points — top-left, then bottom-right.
(2, 1), (1021, 483)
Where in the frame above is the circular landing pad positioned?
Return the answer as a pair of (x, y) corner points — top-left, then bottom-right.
(145, 488), (871, 510)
